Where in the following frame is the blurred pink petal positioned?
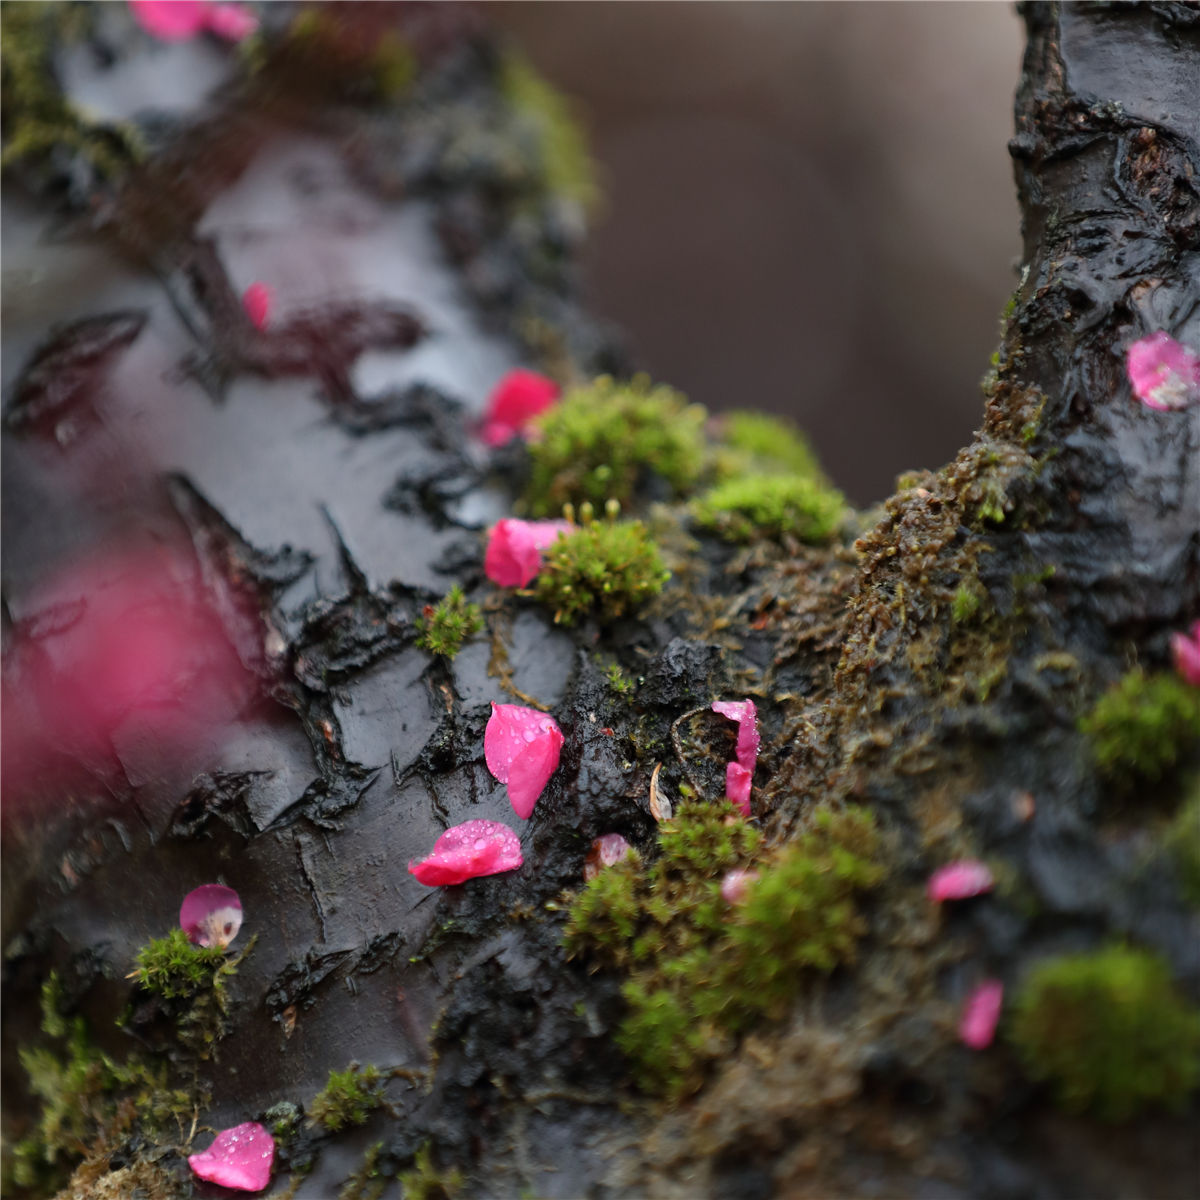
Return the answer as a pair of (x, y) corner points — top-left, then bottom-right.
(129, 0), (209, 40)
(725, 762), (752, 817)
(1170, 620), (1200, 686)
(583, 833), (632, 881)
(180, 884), (243, 949)
(484, 518), (572, 588)
(927, 859), (994, 903)
(204, 2), (258, 41)
(1126, 331), (1200, 411)
(188, 1122), (275, 1192)
(242, 282), (273, 330)
(481, 369), (560, 446)
(959, 979), (1004, 1049)
(720, 867), (757, 904)
(409, 819), (523, 886)
(484, 703), (564, 819)
(713, 699), (759, 815)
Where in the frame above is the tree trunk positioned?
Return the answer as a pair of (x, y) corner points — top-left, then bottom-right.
(2, 4), (1198, 1199)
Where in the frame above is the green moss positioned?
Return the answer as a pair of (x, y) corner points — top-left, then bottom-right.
(1079, 669), (1200, 784)
(692, 474), (845, 544)
(499, 54), (597, 209)
(1010, 946), (1200, 1121)
(603, 659), (635, 697)
(534, 517), (669, 625)
(951, 581), (984, 624)
(524, 375), (707, 514)
(416, 585), (483, 659)
(1164, 784), (1200, 906)
(398, 1143), (462, 1200)
(565, 802), (883, 1097)
(713, 410), (824, 482)
(309, 1063), (385, 1133)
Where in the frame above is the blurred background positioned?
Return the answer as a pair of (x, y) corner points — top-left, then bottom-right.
(493, 2), (1024, 506)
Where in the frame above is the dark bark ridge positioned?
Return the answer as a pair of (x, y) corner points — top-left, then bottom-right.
(1, 4), (1199, 1199)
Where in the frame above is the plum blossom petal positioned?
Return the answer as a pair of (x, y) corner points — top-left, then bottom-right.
(242, 282), (273, 331)
(725, 762), (752, 818)
(959, 979), (1004, 1049)
(485, 703), (564, 819)
(187, 1122), (275, 1192)
(204, 2), (258, 40)
(713, 699), (759, 815)
(584, 833), (632, 881)
(927, 859), (994, 903)
(180, 884), (243, 949)
(1126, 331), (1200, 411)
(481, 369), (560, 446)
(720, 867), (757, 905)
(129, 0), (209, 39)
(408, 819), (523, 886)
(1170, 620), (1200, 687)
(484, 518), (572, 588)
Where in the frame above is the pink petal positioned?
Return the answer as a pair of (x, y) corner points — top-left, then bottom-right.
(959, 979), (1004, 1049)
(179, 884), (243, 948)
(128, 0), (210, 40)
(927, 859), (994, 903)
(408, 819), (523, 886)
(241, 282), (272, 331)
(725, 762), (752, 817)
(712, 699), (760, 774)
(188, 1122), (275, 1192)
(1126, 331), (1200, 412)
(484, 519), (572, 588)
(584, 833), (633, 881)
(481, 369), (560, 446)
(485, 703), (564, 818)
(1170, 620), (1200, 687)
(720, 867), (757, 905)
(204, 2), (258, 41)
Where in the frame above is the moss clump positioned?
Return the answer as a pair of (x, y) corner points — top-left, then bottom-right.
(603, 659), (636, 698)
(1010, 946), (1200, 1121)
(309, 1063), (385, 1132)
(525, 375), (707, 514)
(499, 54), (597, 210)
(416, 585), (483, 659)
(534, 517), (669, 625)
(1079, 669), (1200, 784)
(713, 410), (824, 481)
(693, 474), (844, 545)
(565, 802), (884, 1097)
(1164, 785), (1200, 906)
(951, 580), (985, 623)
(398, 1143), (462, 1200)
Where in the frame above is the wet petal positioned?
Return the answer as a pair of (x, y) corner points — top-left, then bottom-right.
(1127, 331), (1200, 411)
(1170, 620), (1200, 687)
(584, 834), (633, 881)
(187, 1121), (275, 1192)
(959, 979), (1004, 1049)
(927, 859), (994, 903)
(712, 698), (760, 773)
(484, 519), (572, 588)
(242, 282), (273, 330)
(481, 369), (560, 446)
(408, 819), (523, 886)
(485, 703), (564, 819)
(725, 762), (752, 817)
(129, 0), (210, 40)
(180, 884), (243, 948)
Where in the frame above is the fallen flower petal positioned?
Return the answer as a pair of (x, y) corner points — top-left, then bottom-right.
(129, 0), (209, 40)
(713, 699), (759, 815)
(1126, 331), (1200, 412)
(584, 833), (633, 881)
(927, 859), (994, 903)
(204, 1), (258, 40)
(720, 867), (757, 905)
(485, 703), (564, 819)
(409, 819), (523, 886)
(481, 369), (560, 446)
(484, 518), (572, 588)
(959, 978), (1004, 1049)
(725, 762), (752, 818)
(187, 1122), (275, 1192)
(180, 884), (243, 949)
(242, 282), (273, 331)
(1170, 620), (1200, 687)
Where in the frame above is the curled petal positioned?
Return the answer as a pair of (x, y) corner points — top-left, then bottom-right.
(484, 519), (572, 588)
(584, 833), (633, 881)
(481, 369), (560, 446)
(927, 859), (994, 903)
(1170, 621), (1200, 687)
(485, 703), (564, 819)
(1127, 331), (1200, 412)
(959, 979), (1004, 1049)
(713, 699), (759, 815)
(180, 884), (243, 949)
(242, 282), (273, 330)
(187, 1122), (275, 1192)
(725, 762), (752, 818)
(409, 819), (523, 886)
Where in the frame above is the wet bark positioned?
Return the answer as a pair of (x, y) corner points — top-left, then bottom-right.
(2, 4), (1198, 1199)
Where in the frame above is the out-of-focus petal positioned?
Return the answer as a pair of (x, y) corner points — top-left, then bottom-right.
(180, 884), (243, 948)
(408, 820), (523, 886)
(129, 0), (210, 40)
(1127, 331), (1200, 411)
(959, 979), (1004, 1049)
(584, 833), (633, 881)
(242, 282), (273, 330)
(720, 867), (757, 905)
(484, 519), (572, 588)
(481, 369), (560, 446)
(187, 1122), (275, 1192)
(927, 859), (994, 903)
(1170, 620), (1200, 686)
(204, 2), (258, 41)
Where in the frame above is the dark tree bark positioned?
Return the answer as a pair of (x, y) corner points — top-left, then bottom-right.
(2, 4), (1198, 1199)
